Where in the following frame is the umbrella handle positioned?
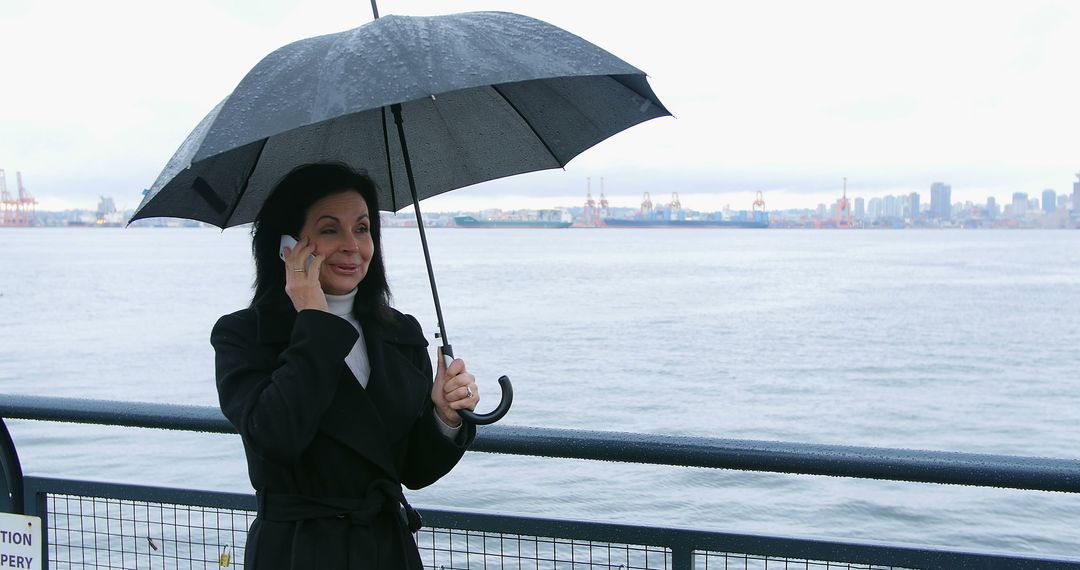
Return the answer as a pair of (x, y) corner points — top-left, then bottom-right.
(440, 346), (513, 426)
(458, 375), (514, 426)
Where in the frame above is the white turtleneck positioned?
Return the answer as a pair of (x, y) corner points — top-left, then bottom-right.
(325, 288), (371, 387)
(325, 288), (460, 439)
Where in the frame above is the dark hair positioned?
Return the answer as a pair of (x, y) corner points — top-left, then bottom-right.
(250, 162), (391, 320)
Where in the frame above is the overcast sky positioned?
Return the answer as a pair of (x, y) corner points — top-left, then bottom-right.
(2, 0), (1079, 213)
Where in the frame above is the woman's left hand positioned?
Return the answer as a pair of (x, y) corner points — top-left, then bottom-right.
(432, 349), (479, 428)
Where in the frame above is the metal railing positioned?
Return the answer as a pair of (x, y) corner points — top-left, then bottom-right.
(2, 394), (1080, 569)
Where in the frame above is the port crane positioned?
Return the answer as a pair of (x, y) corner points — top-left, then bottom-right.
(668, 192), (681, 216)
(835, 177), (853, 229)
(582, 177), (600, 226)
(0, 170), (37, 227)
(752, 191), (766, 217)
(598, 177), (609, 219)
(640, 192), (653, 216)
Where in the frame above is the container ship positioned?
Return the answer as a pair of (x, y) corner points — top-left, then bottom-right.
(453, 208), (572, 228)
(586, 190), (770, 228)
(603, 217), (768, 228)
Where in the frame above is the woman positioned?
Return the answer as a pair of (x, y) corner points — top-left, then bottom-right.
(212, 163), (479, 569)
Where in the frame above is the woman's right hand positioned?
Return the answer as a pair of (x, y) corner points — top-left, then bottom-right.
(283, 236), (328, 312)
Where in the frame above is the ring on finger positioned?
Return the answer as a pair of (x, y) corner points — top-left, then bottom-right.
(465, 386), (473, 398)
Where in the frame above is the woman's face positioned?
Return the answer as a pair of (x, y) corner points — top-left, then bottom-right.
(299, 190), (375, 296)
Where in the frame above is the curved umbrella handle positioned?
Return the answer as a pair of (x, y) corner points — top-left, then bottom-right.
(458, 375), (513, 426)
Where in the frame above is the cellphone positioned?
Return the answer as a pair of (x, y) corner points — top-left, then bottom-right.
(279, 235), (298, 262)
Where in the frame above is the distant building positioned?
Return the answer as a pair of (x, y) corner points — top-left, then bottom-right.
(1073, 174), (1080, 214)
(909, 192), (920, 221)
(867, 197), (883, 220)
(883, 194), (901, 218)
(1043, 189), (1056, 213)
(930, 182), (951, 220)
(854, 197), (865, 220)
(1012, 192), (1028, 218)
(986, 196), (998, 219)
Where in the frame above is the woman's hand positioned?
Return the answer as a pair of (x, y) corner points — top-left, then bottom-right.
(432, 349), (479, 428)
(283, 236), (328, 312)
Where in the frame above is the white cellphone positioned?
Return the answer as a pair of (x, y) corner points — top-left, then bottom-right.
(278, 235), (298, 262)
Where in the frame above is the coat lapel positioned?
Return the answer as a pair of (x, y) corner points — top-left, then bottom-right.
(253, 304), (432, 480)
(361, 316), (431, 448)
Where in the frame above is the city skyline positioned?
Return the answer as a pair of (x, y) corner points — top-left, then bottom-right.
(20, 176), (1079, 220)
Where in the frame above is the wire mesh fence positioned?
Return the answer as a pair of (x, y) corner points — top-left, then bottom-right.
(44, 492), (675, 569)
(47, 493), (252, 569)
(416, 526), (671, 569)
(33, 490), (948, 570)
(695, 551), (908, 570)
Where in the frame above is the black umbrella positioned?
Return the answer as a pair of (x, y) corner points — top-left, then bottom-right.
(131, 8), (671, 424)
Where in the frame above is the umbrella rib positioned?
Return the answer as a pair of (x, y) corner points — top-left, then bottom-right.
(490, 84), (566, 168)
(379, 106), (399, 210)
(223, 139), (269, 227)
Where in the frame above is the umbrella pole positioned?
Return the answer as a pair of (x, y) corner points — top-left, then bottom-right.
(390, 103), (513, 426)
(389, 103), (452, 356)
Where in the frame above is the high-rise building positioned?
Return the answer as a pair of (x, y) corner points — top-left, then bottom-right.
(883, 194), (901, 218)
(1012, 192), (1028, 218)
(867, 197), (883, 220)
(987, 196), (998, 219)
(930, 182), (951, 220)
(1043, 189), (1057, 213)
(854, 197), (865, 220)
(909, 192), (920, 221)
(1073, 173), (1080, 214)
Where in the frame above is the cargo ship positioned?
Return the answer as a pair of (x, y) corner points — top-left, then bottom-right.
(454, 215), (572, 228)
(597, 192), (769, 228)
(602, 218), (768, 228)
(453, 209), (572, 228)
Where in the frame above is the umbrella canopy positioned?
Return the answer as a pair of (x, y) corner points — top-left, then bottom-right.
(131, 11), (670, 227)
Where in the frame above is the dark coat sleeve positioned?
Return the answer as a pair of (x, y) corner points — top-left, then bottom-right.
(212, 309), (359, 463)
(395, 314), (476, 490)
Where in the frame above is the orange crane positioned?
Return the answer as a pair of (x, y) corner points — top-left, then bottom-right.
(752, 191), (766, 217)
(835, 177), (853, 229)
(0, 170), (35, 226)
(583, 177), (598, 226)
(667, 192), (681, 221)
(640, 192), (653, 216)
(0, 170), (12, 226)
(598, 177), (609, 218)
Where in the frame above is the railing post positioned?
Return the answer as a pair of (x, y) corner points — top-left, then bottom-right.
(671, 545), (693, 569)
(34, 488), (49, 569)
(0, 417), (25, 514)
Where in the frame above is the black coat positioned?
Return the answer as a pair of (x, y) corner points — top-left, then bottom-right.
(212, 304), (474, 569)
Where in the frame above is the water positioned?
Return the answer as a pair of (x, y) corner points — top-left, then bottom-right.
(2, 227), (1079, 558)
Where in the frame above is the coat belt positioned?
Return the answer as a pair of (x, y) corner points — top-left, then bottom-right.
(256, 480), (423, 569)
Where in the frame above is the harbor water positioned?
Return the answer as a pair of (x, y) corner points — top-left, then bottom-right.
(1, 227), (1079, 558)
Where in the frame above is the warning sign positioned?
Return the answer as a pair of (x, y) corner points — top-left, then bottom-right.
(0, 513), (40, 570)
